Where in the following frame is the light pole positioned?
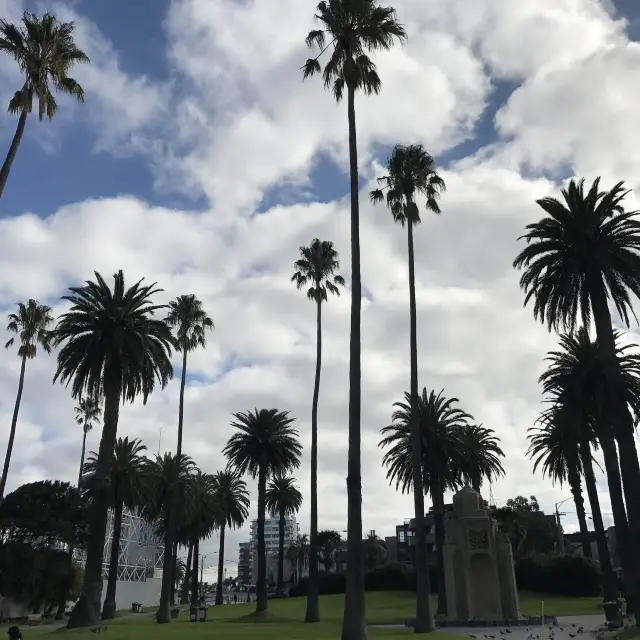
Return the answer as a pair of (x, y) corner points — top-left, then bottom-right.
(199, 552), (216, 601)
(555, 497), (573, 554)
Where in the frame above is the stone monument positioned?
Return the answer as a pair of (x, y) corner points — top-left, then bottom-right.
(442, 486), (519, 622)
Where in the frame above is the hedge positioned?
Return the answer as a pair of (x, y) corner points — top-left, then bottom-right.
(515, 554), (602, 597)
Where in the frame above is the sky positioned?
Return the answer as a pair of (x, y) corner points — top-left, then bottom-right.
(1, 0), (640, 581)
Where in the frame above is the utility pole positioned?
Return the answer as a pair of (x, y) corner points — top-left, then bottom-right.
(555, 502), (566, 554)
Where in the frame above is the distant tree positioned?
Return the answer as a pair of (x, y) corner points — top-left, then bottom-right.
(223, 409), (302, 614)
(74, 396), (102, 487)
(265, 476), (303, 595)
(159, 294), (213, 623)
(316, 530), (343, 572)
(0, 11), (89, 200)
(1, 300), (54, 504)
(363, 532), (386, 571)
(292, 238), (344, 621)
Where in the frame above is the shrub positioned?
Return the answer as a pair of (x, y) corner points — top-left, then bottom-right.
(515, 553), (602, 597)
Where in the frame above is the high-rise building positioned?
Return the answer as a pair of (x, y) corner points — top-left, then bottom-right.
(250, 516), (299, 554)
(237, 542), (252, 585)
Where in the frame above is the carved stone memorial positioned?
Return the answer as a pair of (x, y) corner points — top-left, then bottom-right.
(442, 486), (519, 622)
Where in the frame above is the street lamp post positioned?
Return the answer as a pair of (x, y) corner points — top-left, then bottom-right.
(555, 497), (573, 554)
(199, 552), (216, 602)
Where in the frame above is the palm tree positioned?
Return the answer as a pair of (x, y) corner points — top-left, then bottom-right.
(286, 544), (299, 583)
(371, 144), (445, 630)
(83, 437), (148, 619)
(302, 4), (406, 636)
(538, 328), (640, 607)
(317, 529), (343, 572)
(527, 407), (592, 558)
(51, 270), (174, 629)
(265, 476), (303, 596)
(292, 238), (344, 621)
(513, 178), (640, 616)
(0, 11), (89, 200)
(74, 396), (102, 487)
(211, 468), (250, 606)
(1, 299), (54, 503)
(295, 533), (309, 582)
(158, 294), (213, 623)
(380, 388), (476, 615)
(223, 409), (302, 614)
(457, 424), (505, 493)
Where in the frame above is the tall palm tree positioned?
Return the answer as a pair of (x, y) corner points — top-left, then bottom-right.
(292, 238), (344, 622)
(223, 409), (302, 614)
(1, 300), (54, 503)
(211, 468), (250, 606)
(513, 178), (640, 617)
(51, 270), (174, 629)
(527, 407), (592, 558)
(0, 11), (89, 200)
(265, 476), (303, 596)
(302, 5), (406, 636)
(538, 328), (640, 607)
(83, 437), (148, 619)
(370, 144), (445, 630)
(74, 396), (102, 487)
(158, 294), (213, 623)
(457, 424), (505, 493)
(380, 388), (476, 615)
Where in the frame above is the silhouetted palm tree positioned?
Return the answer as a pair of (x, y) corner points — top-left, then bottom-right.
(0, 11), (89, 199)
(292, 238), (344, 621)
(158, 294), (213, 623)
(1, 299), (54, 504)
(75, 396), (102, 487)
(265, 476), (303, 596)
(84, 437), (148, 619)
(514, 178), (640, 619)
(371, 144), (445, 631)
(223, 409), (302, 614)
(457, 424), (505, 493)
(52, 270), (173, 628)
(211, 468), (250, 605)
(302, 4), (406, 634)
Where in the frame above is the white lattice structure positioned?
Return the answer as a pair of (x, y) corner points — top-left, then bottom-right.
(100, 508), (164, 582)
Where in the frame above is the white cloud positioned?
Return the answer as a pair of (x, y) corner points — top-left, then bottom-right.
(2, 0), (640, 571)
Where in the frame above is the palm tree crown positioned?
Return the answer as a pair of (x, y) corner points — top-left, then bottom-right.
(165, 294), (214, 353)
(457, 423), (505, 492)
(75, 396), (102, 436)
(370, 144), (446, 224)
(265, 476), (303, 519)
(223, 409), (302, 478)
(4, 299), (54, 358)
(513, 178), (640, 332)
(0, 11), (89, 119)
(302, 0), (407, 100)
(292, 239), (345, 302)
(51, 270), (174, 401)
(211, 468), (250, 530)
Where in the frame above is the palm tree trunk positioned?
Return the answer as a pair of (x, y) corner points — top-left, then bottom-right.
(190, 538), (199, 607)
(306, 299), (322, 623)
(181, 543), (193, 604)
(567, 467), (591, 558)
(0, 353), (27, 504)
(159, 349), (189, 623)
(599, 428), (633, 607)
(170, 541), (178, 605)
(256, 465), (268, 613)
(215, 524), (226, 605)
(431, 479), (447, 616)
(78, 429), (88, 488)
(56, 545), (75, 620)
(278, 508), (285, 595)
(407, 218), (434, 632)
(102, 500), (123, 619)
(0, 109), (28, 202)
(580, 439), (618, 606)
(341, 80), (366, 640)
(67, 376), (121, 629)
(590, 276), (640, 622)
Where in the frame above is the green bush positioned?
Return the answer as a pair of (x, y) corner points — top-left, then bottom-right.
(289, 564), (439, 597)
(515, 554), (602, 597)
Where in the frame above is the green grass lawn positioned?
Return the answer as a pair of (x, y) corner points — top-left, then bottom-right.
(6, 591), (605, 639)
